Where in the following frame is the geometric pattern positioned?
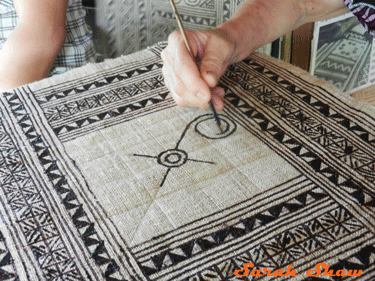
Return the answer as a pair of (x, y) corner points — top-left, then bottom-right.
(33, 45), (173, 142)
(2, 43), (375, 280)
(0, 115), (82, 280)
(96, 0), (246, 58)
(0, 93), (136, 280)
(0, 231), (17, 281)
(223, 58), (375, 207)
(312, 15), (373, 92)
(188, 206), (366, 281)
(137, 185), (334, 276)
(129, 51), (375, 280)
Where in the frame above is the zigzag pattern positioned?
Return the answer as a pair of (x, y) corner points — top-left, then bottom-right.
(199, 0), (215, 9)
(228, 60), (375, 186)
(0, 117), (83, 280)
(319, 61), (352, 73)
(313, 30), (370, 92)
(225, 89), (375, 211)
(186, 206), (363, 280)
(141, 188), (329, 275)
(3, 92), (129, 281)
(52, 92), (169, 136)
(218, 60), (375, 221)
(97, 0), (244, 57)
(0, 231), (17, 281)
(44, 74), (164, 122)
(38, 62), (163, 104)
(301, 244), (375, 280)
(36, 62), (169, 140)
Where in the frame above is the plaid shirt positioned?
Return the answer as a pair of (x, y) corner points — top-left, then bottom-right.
(0, 0), (97, 75)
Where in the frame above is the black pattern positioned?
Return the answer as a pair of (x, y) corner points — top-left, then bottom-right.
(137, 186), (333, 276)
(0, 114), (84, 280)
(35, 56), (172, 142)
(0, 231), (18, 281)
(133, 114), (236, 186)
(2, 44), (375, 281)
(131, 51), (375, 280)
(0, 90), (142, 279)
(222, 58), (375, 208)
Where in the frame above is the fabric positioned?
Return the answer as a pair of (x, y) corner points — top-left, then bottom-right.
(96, 0), (246, 57)
(344, 0), (375, 37)
(312, 16), (372, 92)
(1, 42), (375, 280)
(0, 0), (97, 75)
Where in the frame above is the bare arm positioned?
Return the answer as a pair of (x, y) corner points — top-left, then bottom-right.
(0, 0), (68, 92)
(219, 0), (350, 63)
(161, 0), (349, 110)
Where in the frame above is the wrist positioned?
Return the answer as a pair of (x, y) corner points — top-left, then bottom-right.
(216, 16), (265, 64)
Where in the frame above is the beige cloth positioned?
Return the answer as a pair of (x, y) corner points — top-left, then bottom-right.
(1, 42), (375, 280)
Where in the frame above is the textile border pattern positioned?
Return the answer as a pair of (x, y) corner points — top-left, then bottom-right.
(1, 43), (375, 280)
(96, 0), (246, 57)
(33, 44), (173, 143)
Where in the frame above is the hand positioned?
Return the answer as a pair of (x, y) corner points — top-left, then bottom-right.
(161, 28), (236, 111)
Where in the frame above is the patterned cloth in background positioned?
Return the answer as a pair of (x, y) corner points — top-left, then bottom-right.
(0, 0), (97, 75)
(344, 0), (375, 37)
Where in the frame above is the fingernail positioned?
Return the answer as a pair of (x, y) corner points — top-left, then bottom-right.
(196, 92), (202, 99)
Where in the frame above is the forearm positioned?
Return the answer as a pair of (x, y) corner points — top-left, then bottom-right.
(217, 0), (349, 63)
(0, 23), (65, 92)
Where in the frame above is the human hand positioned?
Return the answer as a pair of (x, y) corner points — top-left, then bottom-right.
(161, 28), (236, 111)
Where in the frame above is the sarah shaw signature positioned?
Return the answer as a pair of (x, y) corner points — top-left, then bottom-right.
(234, 262), (362, 277)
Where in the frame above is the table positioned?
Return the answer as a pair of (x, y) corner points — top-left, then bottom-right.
(0, 42), (374, 281)
(352, 84), (375, 108)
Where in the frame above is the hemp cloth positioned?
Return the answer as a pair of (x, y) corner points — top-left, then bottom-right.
(1, 42), (375, 281)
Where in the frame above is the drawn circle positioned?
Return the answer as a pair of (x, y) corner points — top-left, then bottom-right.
(184, 0), (200, 6)
(157, 149), (188, 168)
(195, 114), (237, 139)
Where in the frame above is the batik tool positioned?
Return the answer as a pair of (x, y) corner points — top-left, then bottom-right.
(169, 0), (223, 133)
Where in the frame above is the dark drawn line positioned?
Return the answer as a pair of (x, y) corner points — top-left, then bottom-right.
(133, 154), (158, 159)
(160, 168), (172, 187)
(187, 159), (215, 165)
(174, 114), (212, 149)
(134, 114), (236, 187)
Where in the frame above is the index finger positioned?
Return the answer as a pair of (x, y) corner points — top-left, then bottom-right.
(168, 31), (212, 106)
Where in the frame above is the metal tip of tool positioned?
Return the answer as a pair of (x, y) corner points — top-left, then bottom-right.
(208, 101), (223, 134)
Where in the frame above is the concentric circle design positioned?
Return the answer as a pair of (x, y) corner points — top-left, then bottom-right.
(157, 149), (188, 168)
(184, 0), (200, 6)
(195, 114), (237, 139)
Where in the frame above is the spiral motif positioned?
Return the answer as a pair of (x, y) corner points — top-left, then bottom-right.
(195, 114), (237, 139)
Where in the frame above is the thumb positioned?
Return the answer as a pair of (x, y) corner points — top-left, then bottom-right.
(199, 48), (228, 88)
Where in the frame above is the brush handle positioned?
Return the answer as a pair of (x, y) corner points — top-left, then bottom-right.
(169, 0), (222, 132)
(169, 0), (192, 55)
